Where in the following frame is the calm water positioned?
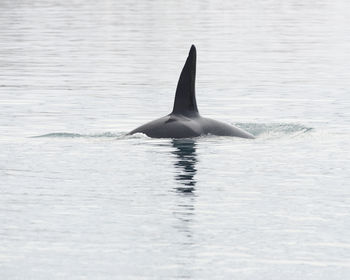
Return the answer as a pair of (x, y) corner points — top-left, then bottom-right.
(1, 0), (350, 279)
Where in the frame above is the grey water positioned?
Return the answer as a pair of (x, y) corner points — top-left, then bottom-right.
(1, 0), (350, 279)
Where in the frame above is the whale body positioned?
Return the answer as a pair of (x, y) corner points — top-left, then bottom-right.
(128, 45), (254, 139)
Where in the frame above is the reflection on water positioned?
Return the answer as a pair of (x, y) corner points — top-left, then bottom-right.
(170, 139), (197, 279)
(171, 139), (197, 192)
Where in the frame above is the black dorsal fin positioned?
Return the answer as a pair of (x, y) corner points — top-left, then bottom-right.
(172, 45), (199, 116)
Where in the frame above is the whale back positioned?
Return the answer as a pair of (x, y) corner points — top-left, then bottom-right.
(172, 45), (199, 116)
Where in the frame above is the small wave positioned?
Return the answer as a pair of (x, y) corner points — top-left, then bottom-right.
(122, 132), (151, 140)
(235, 122), (313, 138)
(32, 123), (313, 140)
(32, 132), (124, 138)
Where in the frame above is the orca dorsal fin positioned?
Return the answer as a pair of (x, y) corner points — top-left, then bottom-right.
(172, 45), (199, 116)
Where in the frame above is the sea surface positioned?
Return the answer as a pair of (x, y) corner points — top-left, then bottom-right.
(1, 0), (350, 279)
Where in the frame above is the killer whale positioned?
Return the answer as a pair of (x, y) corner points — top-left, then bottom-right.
(128, 45), (254, 139)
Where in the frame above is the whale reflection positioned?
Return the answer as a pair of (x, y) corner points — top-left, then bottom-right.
(171, 139), (197, 192)
(171, 139), (197, 279)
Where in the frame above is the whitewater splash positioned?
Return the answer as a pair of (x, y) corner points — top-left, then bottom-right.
(235, 122), (313, 138)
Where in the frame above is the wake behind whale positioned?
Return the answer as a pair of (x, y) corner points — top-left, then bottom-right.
(128, 45), (255, 139)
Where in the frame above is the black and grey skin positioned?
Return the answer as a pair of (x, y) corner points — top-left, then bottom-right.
(128, 45), (254, 139)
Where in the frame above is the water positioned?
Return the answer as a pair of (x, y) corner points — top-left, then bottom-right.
(1, 0), (350, 279)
